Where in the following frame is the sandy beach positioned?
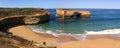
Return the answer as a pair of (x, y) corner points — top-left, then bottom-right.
(57, 38), (120, 48)
(8, 25), (59, 46)
(8, 25), (78, 46)
(8, 25), (120, 48)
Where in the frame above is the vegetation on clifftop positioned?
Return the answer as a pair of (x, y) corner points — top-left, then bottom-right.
(0, 8), (49, 17)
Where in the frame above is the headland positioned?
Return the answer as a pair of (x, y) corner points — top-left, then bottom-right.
(0, 8), (120, 48)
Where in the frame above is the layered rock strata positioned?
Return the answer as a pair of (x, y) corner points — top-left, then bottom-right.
(56, 9), (91, 18)
(0, 8), (50, 29)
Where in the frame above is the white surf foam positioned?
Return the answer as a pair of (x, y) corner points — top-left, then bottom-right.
(86, 29), (120, 34)
(27, 26), (120, 40)
(28, 27), (87, 40)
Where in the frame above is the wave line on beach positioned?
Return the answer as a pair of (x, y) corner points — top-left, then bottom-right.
(86, 29), (120, 34)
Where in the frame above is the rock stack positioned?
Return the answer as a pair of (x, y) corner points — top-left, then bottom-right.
(56, 9), (91, 18)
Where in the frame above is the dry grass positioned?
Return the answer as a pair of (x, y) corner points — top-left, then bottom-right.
(0, 32), (38, 48)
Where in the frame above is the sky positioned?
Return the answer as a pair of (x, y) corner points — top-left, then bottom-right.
(0, 0), (120, 9)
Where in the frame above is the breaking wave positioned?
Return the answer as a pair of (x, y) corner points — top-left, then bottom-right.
(85, 29), (120, 34)
(27, 25), (120, 40)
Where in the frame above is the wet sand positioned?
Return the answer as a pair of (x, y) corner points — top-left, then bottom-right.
(86, 34), (120, 40)
(57, 38), (120, 48)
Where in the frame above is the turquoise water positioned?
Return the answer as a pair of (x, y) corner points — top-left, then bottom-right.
(28, 9), (120, 34)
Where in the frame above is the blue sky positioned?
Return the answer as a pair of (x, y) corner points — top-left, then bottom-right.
(0, 0), (120, 9)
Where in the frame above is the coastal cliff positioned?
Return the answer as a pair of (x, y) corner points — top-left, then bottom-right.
(56, 9), (91, 18)
(0, 8), (50, 25)
(1, 8), (120, 48)
(0, 8), (51, 48)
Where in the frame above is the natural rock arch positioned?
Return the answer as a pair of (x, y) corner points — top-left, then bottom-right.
(56, 9), (91, 18)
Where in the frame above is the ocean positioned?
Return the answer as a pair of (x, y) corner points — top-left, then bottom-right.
(27, 9), (120, 38)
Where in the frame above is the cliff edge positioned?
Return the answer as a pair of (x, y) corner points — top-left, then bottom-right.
(0, 8), (50, 25)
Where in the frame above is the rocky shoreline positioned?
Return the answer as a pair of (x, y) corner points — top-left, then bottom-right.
(0, 8), (120, 48)
(0, 8), (51, 48)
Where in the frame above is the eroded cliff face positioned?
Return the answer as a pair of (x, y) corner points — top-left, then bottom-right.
(0, 8), (51, 48)
(56, 9), (91, 18)
(0, 8), (50, 30)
